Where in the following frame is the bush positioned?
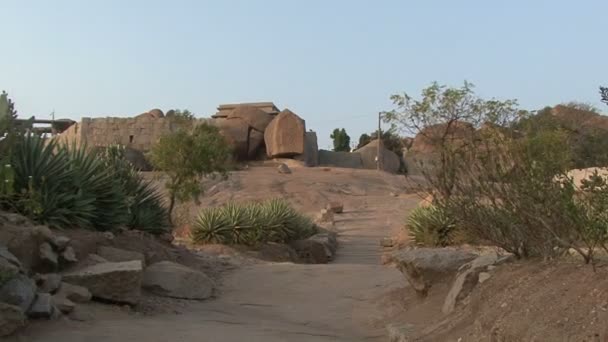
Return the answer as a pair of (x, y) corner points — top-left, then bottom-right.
(192, 198), (317, 246)
(6, 135), (168, 233)
(406, 204), (458, 247)
(97, 144), (169, 234)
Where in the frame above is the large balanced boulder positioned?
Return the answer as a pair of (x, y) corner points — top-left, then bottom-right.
(392, 248), (477, 296)
(227, 105), (274, 133)
(264, 109), (306, 158)
(142, 261), (214, 300)
(0, 302), (26, 337)
(0, 274), (37, 311)
(355, 139), (401, 173)
(216, 117), (250, 160)
(62, 260), (143, 305)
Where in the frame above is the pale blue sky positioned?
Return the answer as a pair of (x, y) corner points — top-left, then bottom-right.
(1, 0), (606, 149)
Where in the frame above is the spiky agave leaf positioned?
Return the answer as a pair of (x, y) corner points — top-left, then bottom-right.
(11, 135), (95, 228)
(63, 144), (129, 231)
(192, 207), (232, 244)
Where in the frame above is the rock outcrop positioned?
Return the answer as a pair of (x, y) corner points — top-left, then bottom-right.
(227, 105), (274, 133)
(0, 274), (36, 311)
(355, 139), (401, 173)
(264, 109), (306, 158)
(97, 246), (146, 265)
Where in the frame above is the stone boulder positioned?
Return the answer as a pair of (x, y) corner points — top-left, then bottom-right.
(51, 295), (75, 314)
(290, 239), (330, 264)
(392, 248), (477, 296)
(248, 129), (265, 159)
(0, 274), (37, 311)
(97, 246), (146, 265)
(36, 273), (62, 294)
(277, 163), (292, 174)
(318, 150), (363, 169)
(264, 109), (306, 158)
(27, 293), (54, 319)
(0, 303), (26, 337)
(307, 232), (338, 260)
(148, 109), (164, 118)
(0, 247), (21, 277)
(56, 282), (92, 303)
(39, 242), (58, 270)
(257, 243), (299, 262)
(142, 261), (214, 300)
(62, 260), (143, 305)
(216, 117), (250, 160)
(326, 202), (343, 214)
(355, 139), (401, 173)
(227, 105), (274, 133)
(0, 221), (55, 272)
(316, 209), (334, 225)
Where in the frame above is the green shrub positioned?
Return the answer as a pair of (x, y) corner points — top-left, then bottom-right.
(406, 205), (458, 247)
(192, 198), (316, 246)
(97, 144), (169, 234)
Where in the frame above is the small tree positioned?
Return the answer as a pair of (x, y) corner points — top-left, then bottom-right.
(330, 128), (351, 152)
(149, 123), (231, 221)
(600, 86), (608, 106)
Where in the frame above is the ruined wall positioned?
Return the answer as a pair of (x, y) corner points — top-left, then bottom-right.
(57, 116), (191, 151)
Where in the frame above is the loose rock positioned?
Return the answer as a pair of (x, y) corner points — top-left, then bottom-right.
(317, 209), (334, 225)
(380, 237), (394, 248)
(97, 246), (145, 265)
(51, 295), (75, 314)
(61, 246), (78, 264)
(62, 260), (143, 305)
(478, 272), (491, 284)
(56, 282), (91, 303)
(51, 236), (71, 251)
(0, 302), (26, 337)
(39, 242), (58, 269)
(143, 261), (214, 300)
(36, 273), (62, 294)
(277, 163), (292, 174)
(27, 293), (54, 319)
(290, 239), (330, 264)
(325, 202), (344, 214)
(0, 274), (37, 311)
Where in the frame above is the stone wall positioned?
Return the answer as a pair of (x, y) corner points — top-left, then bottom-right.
(57, 116), (185, 152)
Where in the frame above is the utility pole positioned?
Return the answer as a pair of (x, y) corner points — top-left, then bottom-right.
(377, 112), (382, 171)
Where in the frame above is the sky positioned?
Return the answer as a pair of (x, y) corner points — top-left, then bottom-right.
(1, 0), (607, 149)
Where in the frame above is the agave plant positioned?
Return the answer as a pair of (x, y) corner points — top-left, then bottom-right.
(192, 198), (316, 246)
(406, 205), (457, 247)
(10, 135), (92, 228)
(63, 144), (129, 231)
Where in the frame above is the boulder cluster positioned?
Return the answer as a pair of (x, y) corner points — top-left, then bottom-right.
(0, 212), (215, 337)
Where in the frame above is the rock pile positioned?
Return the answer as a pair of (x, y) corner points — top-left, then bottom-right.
(0, 212), (217, 337)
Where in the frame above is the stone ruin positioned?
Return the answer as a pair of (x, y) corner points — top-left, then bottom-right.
(57, 102), (403, 173)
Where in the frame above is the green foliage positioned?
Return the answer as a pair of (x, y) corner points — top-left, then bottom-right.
(356, 125), (406, 155)
(330, 128), (351, 152)
(97, 144), (169, 233)
(192, 198), (317, 246)
(5, 135), (167, 233)
(599, 86), (607, 106)
(166, 109), (195, 129)
(149, 123), (232, 219)
(0, 91), (17, 136)
(406, 205), (458, 247)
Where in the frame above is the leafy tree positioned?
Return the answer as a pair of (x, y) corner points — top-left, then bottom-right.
(0, 91), (17, 135)
(356, 125), (405, 155)
(357, 133), (372, 149)
(600, 86), (608, 106)
(330, 128), (351, 152)
(166, 109), (195, 129)
(149, 123), (231, 221)
(384, 81), (523, 200)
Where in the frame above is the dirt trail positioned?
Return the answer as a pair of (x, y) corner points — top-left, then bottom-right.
(17, 167), (420, 342)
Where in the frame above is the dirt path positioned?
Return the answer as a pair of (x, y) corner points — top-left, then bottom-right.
(17, 169), (419, 342)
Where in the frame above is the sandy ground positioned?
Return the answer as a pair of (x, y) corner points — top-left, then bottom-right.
(14, 166), (421, 342)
